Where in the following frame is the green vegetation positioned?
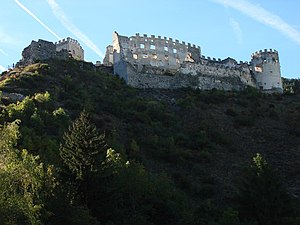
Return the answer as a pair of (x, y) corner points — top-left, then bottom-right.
(282, 77), (300, 94)
(0, 59), (299, 224)
(0, 121), (57, 225)
(236, 154), (296, 225)
(60, 110), (106, 180)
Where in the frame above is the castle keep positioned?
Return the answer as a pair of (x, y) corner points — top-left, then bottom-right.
(104, 32), (283, 93)
(17, 37), (84, 67)
(55, 38), (84, 60)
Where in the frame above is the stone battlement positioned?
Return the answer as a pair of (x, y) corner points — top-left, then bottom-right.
(251, 49), (278, 58)
(109, 32), (283, 93)
(55, 37), (83, 50)
(17, 38), (84, 67)
(15, 32), (283, 94)
(55, 37), (84, 60)
(134, 33), (200, 50)
(201, 55), (249, 66)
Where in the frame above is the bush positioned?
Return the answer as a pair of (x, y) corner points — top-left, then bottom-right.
(234, 114), (255, 127)
(226, 108), (238, 117)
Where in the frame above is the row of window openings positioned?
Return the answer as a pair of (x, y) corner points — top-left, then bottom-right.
(139, 44), (177, 53)
(133, 53), (180, 62)
(262, 58), (278, 63)
(131, 37), (174, 45)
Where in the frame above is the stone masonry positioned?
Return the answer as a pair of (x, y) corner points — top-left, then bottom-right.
(16, 32), (283, 93)
(17, 38), (84, 67)
(108, 32), (283, 93)
(55, 37), (84, 60)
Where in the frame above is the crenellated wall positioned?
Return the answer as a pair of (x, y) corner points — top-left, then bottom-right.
(17, 38), (84, 67)
(110, 32), (283, 93)
(55, 37), (84, 60)
(251, 49), (282, 92)
(16, 33), (283, 93)
(113, 31), (201, 73)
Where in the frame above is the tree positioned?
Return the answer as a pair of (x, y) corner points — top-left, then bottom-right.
(59, 110), (107, 180)
(0, 121), (57, 225)
(236, 153), (295, 225)
(90, 148), (188, 225)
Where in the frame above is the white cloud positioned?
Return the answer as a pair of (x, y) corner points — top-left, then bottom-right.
(14, 0), (61, 40)
(46, 0), (105, 59)
(229, 18), (243, 46)
(0, 49), (8, 56)
(0, 65), (6, 72)
(212, 0), (300, 46)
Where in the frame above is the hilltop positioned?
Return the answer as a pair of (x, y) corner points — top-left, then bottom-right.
(0, 59), (299, 225)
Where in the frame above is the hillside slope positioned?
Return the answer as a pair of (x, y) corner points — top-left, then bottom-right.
(0, 59), (299, 224)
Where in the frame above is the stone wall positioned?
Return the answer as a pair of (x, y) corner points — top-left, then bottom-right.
(17, 38), (84, 67)
(103, 45), (113, 66)
(121, 61), (249, 91)
(110, 32), (283, 93)
(180, 58), (256, 87)
(55, 37), (84, 60)
(251, 49), (282, 92)
(112, 31), (201, 73)
(17, 39), (66, 67)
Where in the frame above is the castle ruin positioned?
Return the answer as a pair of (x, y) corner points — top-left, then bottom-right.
(15, 32), (283, 93)
(17, 37), (84, 67)
(104, 32), (283, 93)
(55, 37), (84, 60)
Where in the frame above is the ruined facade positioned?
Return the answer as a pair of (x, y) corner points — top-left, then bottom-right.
(107, 32), (283, 93)
(17, 38), (84, 67)
(55, 37), (84, 60)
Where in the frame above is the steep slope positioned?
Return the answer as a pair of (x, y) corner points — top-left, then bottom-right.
(0, 59), (299, 224)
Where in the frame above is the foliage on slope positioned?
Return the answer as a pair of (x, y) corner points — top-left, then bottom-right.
(0, 59), (299, 225)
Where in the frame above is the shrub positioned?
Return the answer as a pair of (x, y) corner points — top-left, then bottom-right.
(226, 108), (238, 117)
(234, 114), (255, 127)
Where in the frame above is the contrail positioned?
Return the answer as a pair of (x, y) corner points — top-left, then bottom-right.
(212, 0), (300, 46)
(14, 0), (61, 40)
(229, 18), (243, 46)
(0, 49), (8, 56)
(0, 65), (6, 72)
(46, 0), (105, 59)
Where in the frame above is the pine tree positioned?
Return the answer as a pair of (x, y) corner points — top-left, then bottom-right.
(59, 110), (106, 181)
(237, 153), (295, 225)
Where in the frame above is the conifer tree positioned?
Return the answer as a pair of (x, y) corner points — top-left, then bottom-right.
(59, 110), (106, 181)
(237, 153), (294, 225)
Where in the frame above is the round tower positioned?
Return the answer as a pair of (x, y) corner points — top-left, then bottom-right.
(250, 49), (282, 93)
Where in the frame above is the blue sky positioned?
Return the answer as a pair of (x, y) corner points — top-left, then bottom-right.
(1, 0), (300, 78)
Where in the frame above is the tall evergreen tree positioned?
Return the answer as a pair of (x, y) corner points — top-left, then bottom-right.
(236, 153), (295, 225)
(59, 110), (106, 181)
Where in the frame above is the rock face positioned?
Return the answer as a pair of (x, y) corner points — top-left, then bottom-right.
(109, 32), (283, 93)
(17, 38), (84, 67)
(1, 92), (25, 103)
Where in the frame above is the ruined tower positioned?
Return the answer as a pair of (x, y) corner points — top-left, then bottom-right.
(19, 39), (56, 66)
(55, 37), (84, 60)
(17, 38), (84, 67)
(251, 49), (283, 92)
